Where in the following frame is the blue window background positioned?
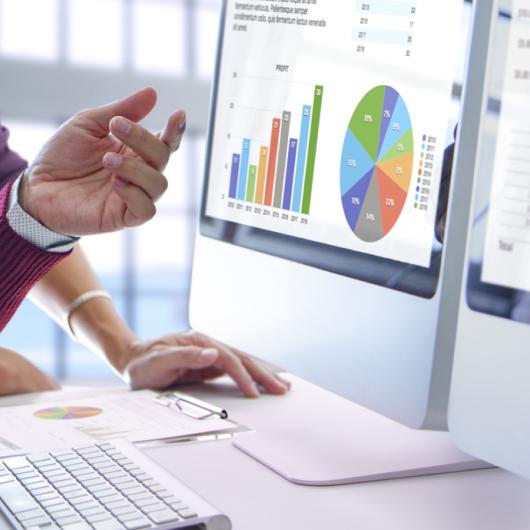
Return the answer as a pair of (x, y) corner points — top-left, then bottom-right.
(0, 0), (221, 384)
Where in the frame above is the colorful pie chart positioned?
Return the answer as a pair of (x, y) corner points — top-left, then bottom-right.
(34, 407), (103, 420)
(341, 85), (413, 242)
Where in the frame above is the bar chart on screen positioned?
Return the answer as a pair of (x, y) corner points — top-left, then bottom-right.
(227, 83), (324, 221)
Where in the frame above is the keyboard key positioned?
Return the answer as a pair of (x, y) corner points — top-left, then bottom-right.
(155, 491), (175, 500)
(118, 511), (145, 523)
(79, 506), (107, 517)
(107, 470), (129, 479)
(169, 502), (187, 511)
(128, 492), (152, 503)
(177, 508), (199, 520)
(33, 461), (57, 470)
(92, 520), (124, 530)
(21, 516), (52, 528)
(105, 499), (129, 510)
(46, 507), (75, 518)
(96, 444), (114, 451)
(86, 512), (113, 524)
(0, 482), (39, 513)
(134, 498), (163, 510)
(121, 486), (146, 497)
(61, 523), (92, 530)
(28, 454), (52, 464)
(70, 495), (94, 506)
(111, 504), (137, 516)
(147, 510), (180, 524)
(34, 493), (59, 503)
(124, 517), (152, 529)
(3, 457), (31, 470)
(132, 474), (150, 483)
(55, 514), (83, 526)
(40, 469), (65, 479)
(40, 496), (65, 507)
(16, 509), (47, 521)
(0, 475), (15, 485)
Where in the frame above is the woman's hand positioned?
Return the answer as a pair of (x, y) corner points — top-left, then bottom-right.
(19, 87), (185, 235)
(0, 347), (60, 396)
(123, 331), (291, 398)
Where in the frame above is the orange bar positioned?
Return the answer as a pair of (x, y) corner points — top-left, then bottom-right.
(264, 118), (281, 206)
(255, 146), (269, 204)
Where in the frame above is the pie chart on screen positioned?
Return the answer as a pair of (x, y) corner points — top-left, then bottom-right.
(34, 407), (103, 420)
(340, 85), (414, 243)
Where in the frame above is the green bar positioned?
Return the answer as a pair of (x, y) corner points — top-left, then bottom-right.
(301, 85), (323, 215)
(246, 165), (258, 202)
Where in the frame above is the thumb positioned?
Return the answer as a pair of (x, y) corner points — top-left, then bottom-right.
(86, 87), (157, 132)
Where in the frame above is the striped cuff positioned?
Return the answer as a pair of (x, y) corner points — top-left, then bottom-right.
(7, 174), (79, 253)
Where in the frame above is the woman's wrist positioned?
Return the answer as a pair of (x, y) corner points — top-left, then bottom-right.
(69, 297), (138, 374)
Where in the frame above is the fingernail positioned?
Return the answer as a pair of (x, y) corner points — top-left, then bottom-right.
(200, 348), (218, 360)
(113, 116), (131, 134)
(104, 152), (123, 169)
(251, 383), (260, 397)
(179, 118), (186, 132)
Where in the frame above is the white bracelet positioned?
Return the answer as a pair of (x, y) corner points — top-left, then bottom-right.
(64, 290), (113, 340)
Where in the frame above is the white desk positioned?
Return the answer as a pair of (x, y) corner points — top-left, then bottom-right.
(3, 376), (530, 530)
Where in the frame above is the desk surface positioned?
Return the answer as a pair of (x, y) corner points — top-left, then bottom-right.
(4, 377), (530, 530)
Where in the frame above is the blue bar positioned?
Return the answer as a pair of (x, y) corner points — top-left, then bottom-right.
(229, 154), (240, 199)
(237, 139), (251, 201)
(292, 105), (311, 212)
(282, 139), (298, 210)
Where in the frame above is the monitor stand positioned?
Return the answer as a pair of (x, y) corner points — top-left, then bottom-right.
(233, 406), (492, 486)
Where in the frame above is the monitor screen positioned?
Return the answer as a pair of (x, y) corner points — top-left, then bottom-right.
(201, 0), (469, 298)
(466, 2), (530, 323)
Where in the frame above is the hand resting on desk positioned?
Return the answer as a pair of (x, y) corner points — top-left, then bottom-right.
(124, 330), (291, 398)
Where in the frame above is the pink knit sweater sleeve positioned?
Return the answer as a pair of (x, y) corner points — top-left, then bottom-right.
(0, 180), (70, 332)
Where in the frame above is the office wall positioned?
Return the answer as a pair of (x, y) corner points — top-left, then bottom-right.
(0, 0), (221, 383)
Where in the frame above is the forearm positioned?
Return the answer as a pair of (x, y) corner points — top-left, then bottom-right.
(29, 244), (137, 374)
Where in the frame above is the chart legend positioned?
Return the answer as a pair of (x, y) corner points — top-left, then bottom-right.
(341, 85), (413, 242)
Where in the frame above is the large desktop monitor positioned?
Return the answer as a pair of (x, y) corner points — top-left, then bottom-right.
(190, 0), (493, 483)
(449, 0), (530, 480)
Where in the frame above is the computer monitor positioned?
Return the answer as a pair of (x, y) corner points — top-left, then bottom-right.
(449, 1), (530, 480)
(190, 0), (493, 483)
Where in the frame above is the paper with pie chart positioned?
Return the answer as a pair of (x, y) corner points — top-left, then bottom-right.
(341, 85), (413, 243)
(0, 391), (235, 451)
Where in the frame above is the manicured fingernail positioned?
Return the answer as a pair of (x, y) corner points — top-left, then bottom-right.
(104, 152), (123, 169)
(113, 116), (131, 134)
(200, 348), (218, 360)
(179, 118), (186, 132)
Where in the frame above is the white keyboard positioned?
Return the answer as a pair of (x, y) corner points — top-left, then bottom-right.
(0, 440), (230, 530)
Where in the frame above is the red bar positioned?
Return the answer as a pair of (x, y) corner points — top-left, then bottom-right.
(264, 118), (281, 207)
